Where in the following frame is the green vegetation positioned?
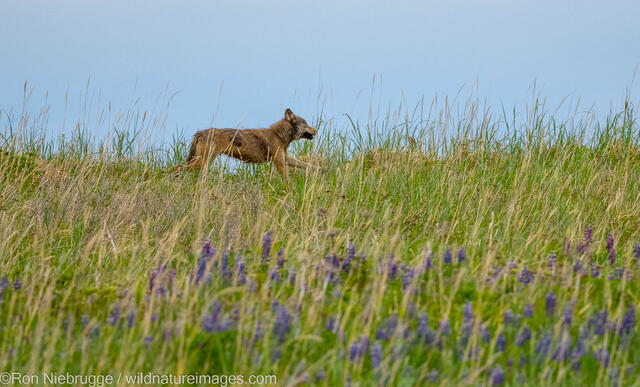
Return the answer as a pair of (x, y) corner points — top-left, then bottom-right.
(1, 95), (639, 385)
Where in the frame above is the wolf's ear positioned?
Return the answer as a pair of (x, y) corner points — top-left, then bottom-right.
(284, 108), (295, 122)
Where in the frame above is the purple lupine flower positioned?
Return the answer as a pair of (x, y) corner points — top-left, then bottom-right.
(349, 342), (359, 361)
(562, 304), (573, 326)
(633, 242), (640, 263)
(401, 265), (415, 290)
(457, 247), (467, 263)
(545, 291), (556, 317)
(221, 250), (231, 279)
(496, 333), (506, 352)
(315, 371), (326, 382)
(326, 316), (336, 332)
(81, 314), (90, 327)
(481, 325), (491, 344)
(491, 366), (504, 386)
(552, 333), (572, 361)
(348, 244), (356, 261)
(376, 314), (398, 340)
(615, 267), (625, 279)
(417, 313), (429, 338)
(371, 343), (382, 369)
(195, 241), (216, 284)
(573, 259), (582, 273)
(607, 232), (616, 265)
(13, 279), (21, 291)
(438, 319), (450, 335)
(235, 255), (246, 285)
(536, 334), (552, 357)
(387, 254), (399, 279)
(571, 338), (585, 368)
(592, 311), (607, 336)
(277, 248), (285, 268)
(620, 305), (636, 336)
(269, 269), (280, 283)
(107, 303), (121, 326)
(143, 335), (153, 347)
(443, 248), (452, 264)
(516, 326), (531, 346)
(523, 304), (534, 318)
(424, 327), (437, 345)
(504, 309), (519, 326)
(254, 320), (264, 341)
(463, 302), (473, 323)
(547, 252), (557, 268)
(126, 307), (137, 329)
(427, 370), (439, 383)
(289, 271), (296, 286)
(261, 231), (272, 263)
(423, 249), (433, 270)
(591, 265), (600, 278)
(273, 305), (291, 342)
(518, 267), (534, 284)
(202, 301), (221, 333)
(585, 226), (593, 246)
(595, 348), (610, 367)
(0, 277), (8, 292)
(564, 239), (571, 256)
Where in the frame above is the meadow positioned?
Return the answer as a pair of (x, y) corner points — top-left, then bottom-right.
(1, 92), (639, 386)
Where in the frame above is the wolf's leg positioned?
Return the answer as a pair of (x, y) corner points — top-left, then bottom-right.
(285, 155), (314, 169)
(273, 152), (288, 178)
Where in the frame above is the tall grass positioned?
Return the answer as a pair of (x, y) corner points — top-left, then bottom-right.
(1, 87), (639, 385)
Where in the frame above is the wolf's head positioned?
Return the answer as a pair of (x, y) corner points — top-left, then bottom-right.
(285, 108), (317, 140)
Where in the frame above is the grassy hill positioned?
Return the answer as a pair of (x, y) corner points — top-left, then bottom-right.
(1, 99), (639, 385)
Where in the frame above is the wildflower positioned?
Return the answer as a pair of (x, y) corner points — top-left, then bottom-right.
(262, 231), (272, 263)
(277, 248), (285, 268)
(268, 269), (280, 283)
(504, 309), (519, 326)
(81, 314), (90, 327)
(620, 305), (636, 336)
(562, 304), (573, 326)
(220, 250), (231, 279)
(536, 334), (552, 357)
(545, 291), (556, 317)
(417, 313), (429, 338)
(518, 267), (534, 284)
(401, 265), (414, 290)
(607, 232), (616, 265)
(423, 327), (437, 345)
(571, 339), (585, 370)
(126, 307), (137, 329)
(387, 254), (399, 279)
(289, 271), (296, 286)
(457, 247), (467, 263)
(13, 279), (21, 291)
(633, 242), (640, 263)
(438, 319), (450, 335)
(143, 336), (153, 347)
(326, 316), (336, 332)
(443, 248), (452, 264)
(427, 370), (439, 383)
(547, 252), (557, 268)
(481, 325), (491, 344)
(463, 302), (473, 323)
(235, 256), (246, 285)
(371, 343), (382, 369)
(573, 259), (582, 273)
(564, 239), (571, 256)
(595, 348), (610, 367)
(516, 326), (531, 346)
(523, 304), (534, 318)
(491, 366), (504, 386)
(195, 241), (216, 284)
(273, 305), (291, 343)
(202, 301), (221, 333)
(496, 333), (506, 352)
(552, 332), (572, 361)
(592, 311), (607, 336)
(423, 249), (433, 270)
(107, 303), (121, 326)
(254, 320), (264, 341)
(591, 265), (600, 278)
(163, 327), (172, 341)
(585, 226), (593, 247)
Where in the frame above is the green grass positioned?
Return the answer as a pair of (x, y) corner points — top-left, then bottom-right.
(1, 95), (640, 386)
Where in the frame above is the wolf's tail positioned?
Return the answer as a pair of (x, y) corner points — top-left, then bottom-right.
(169, 134), (200, 174)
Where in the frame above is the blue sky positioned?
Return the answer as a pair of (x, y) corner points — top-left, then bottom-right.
(1, 0), (639, 141)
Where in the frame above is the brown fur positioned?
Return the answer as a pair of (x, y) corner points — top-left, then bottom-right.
(174, 109), (319, 177)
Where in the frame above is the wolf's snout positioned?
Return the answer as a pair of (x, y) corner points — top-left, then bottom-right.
(303, 127), (317, 139)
